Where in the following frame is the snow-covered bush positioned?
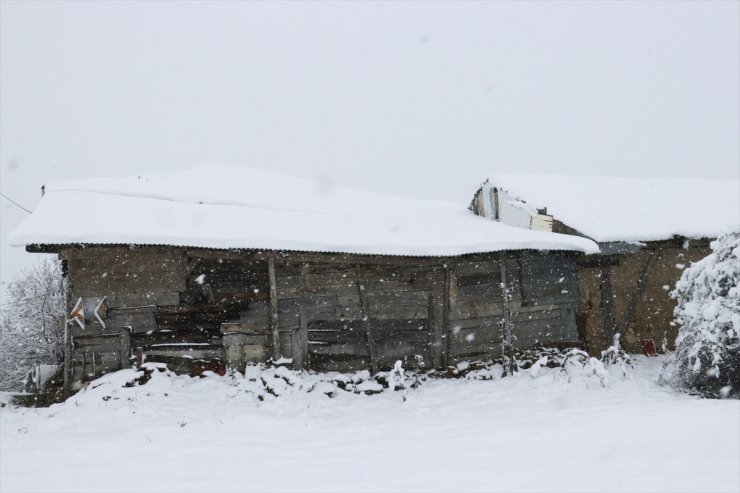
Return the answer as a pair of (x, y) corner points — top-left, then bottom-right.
(560, 349), (608, 387)
(0, 259), (65, 391)
(666, 232), (740, 398)
(600, 333), (633, 378)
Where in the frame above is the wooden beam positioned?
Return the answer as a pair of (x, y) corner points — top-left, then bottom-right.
(356, 268), (377, 373)
(499, 261), (514, 375)
(61, 316), (71, 398)
(600, 264), (615, 341)
(268, 258), (280, 361)
(441, 263), (452, 368)
(119, 328), (131, 370)
(292, 299), (309, 370)
(616, 250), (657, 338)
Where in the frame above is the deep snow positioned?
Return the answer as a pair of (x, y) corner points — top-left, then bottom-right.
(9, 164), (599, 255)
(1, 356), (738, 493)
(484, 173), (740, 242)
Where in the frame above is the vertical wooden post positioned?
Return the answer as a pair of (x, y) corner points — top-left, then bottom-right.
(601, 264), (615, 342)
(268, 258), (280, 362)
(292, 300), (308, 370)
(80, 352), (87, 382)
(356, 267), (377, 374)
(441, 263), (452, 369)
(617, 250), (657, 339)
(428, 291), (441, 369)
(119, 328), (132, 369)
(61, 256), (73, 397)
(499, 260), (514, 375)
(61, 316), (71, 398)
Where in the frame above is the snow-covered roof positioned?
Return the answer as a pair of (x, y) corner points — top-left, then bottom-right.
(10, 165), (598, 256)
(484, 173), (740, 243)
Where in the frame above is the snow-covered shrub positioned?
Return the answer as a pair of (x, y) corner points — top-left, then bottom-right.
(387, 360), (406, 391)
(600, 333), (633, 378)
(0, 259), (65, 391)
(513, 347), (570, 370)
(560, 349), (608, 388)
(666, 231), (740, 398)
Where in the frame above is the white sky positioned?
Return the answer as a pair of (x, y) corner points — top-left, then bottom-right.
(1, 1), (739, 297)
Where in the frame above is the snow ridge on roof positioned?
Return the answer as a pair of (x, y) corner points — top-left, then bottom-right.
(485, 173), (740, 243)
(10, 164), (598, 256)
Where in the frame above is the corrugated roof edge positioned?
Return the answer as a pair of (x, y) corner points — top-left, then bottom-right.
(25, 242), (591, 258)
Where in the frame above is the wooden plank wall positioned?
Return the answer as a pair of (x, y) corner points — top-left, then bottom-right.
(266, 262), (445, 372)
(446, 253), (579, 365)
(60, 246), (583, 386)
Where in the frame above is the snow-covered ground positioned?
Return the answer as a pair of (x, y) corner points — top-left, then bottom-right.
(1, 356), (738, 493)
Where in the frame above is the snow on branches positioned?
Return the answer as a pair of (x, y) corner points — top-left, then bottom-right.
(665, 231), (740, 398)
(0, 258), (65, 391)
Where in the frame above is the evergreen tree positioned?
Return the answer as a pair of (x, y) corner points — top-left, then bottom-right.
(668, 231), (740, 398)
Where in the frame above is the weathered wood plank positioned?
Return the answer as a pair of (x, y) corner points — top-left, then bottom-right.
(513, 317), (566, 347)
(221, 322), (265, 335)
(308, 342), (370, 356)
(62, 316), (72, 397)
(449, 326), (502, 350)
(441, 263), (452, 368)
(292, 300), (309, 370)
(308, 354), (371, 372)
(510, 309), (560, 323)
(268, 258), (280, 361)
(307, 320), (365, 341)
(374, 341), (431, 369)
(365, 290), (430, 307)
(144, 348), (224, 360)
(453, 259), (502, 276)
(132, 329), (213, 346)
(519, 253), (578, 305)
(119, 328), (131, 369)
(451, 302), (504, 320)
(616, 250), (657, 337)
(356, 269), (377, 373)
(222, 333), (267, 346)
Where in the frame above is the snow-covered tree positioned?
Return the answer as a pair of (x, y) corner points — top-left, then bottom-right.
(0, 259), (65, 391)
(667, 231), (740, 398)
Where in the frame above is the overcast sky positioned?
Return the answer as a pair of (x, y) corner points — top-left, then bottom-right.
(1, 1), (738, 297)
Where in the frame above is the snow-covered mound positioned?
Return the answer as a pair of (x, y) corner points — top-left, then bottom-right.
(9, 164), (598, 255)
(665, 231), (740, 398)
(484, 173), (740, 242)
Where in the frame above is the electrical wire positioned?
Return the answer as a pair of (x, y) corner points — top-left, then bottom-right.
(0, 192), (32, 214)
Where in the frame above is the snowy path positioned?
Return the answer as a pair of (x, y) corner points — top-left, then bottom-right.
(1, 357), (738, 493)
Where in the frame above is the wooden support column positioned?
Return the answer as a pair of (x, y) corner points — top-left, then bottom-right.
(428, 290), (443, 370)
(441, 263), (452, 369)
(617, 250), (657, 339)
(356, 267), (377, 373)
(119, 328), (132, 369)
(292, 299), (309, 370)
(61, 316), (71, 398)
(601, 264), (615, 341)
(268, 258), (280, 362)
(499, 261), (514, 375)
(62, 253), (73, 397)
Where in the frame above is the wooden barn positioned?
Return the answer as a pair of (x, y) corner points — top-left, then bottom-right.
(471, 174), (740, 355)
(10, 165), (598, 394)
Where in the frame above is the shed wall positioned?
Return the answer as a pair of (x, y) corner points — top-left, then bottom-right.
(578, 243), (711, 354)
(59, 247), (583, 390)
